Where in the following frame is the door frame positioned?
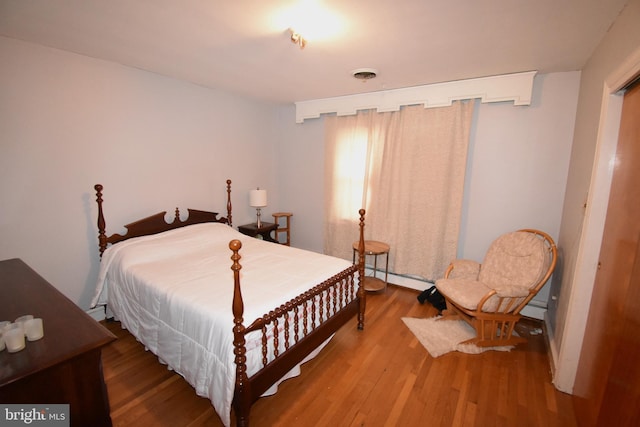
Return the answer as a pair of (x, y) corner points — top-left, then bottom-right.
(553, 46), (640, 392)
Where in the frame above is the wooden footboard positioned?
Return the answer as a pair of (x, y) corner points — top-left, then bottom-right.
(229, 209), (366, 427)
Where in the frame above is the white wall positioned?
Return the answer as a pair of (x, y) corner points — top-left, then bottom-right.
(275, 105), (325, 252)
(277, 72), (580, 313)
(0, 36), (281, 310)
(460, 72), (580, 306)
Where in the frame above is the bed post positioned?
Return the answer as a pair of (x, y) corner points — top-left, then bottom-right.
(94, 184), (108, 257)
(357, 208), (366, 330)
(226, 179), (233, 227)
(230, 239), (250, 426)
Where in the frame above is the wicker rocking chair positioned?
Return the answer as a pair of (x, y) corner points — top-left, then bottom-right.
(435, 229), (557, 347)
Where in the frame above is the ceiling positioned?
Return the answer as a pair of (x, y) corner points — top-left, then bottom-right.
(0, 0), (629, 104)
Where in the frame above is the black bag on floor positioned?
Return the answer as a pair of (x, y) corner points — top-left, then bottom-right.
(417, 285), (446, 312)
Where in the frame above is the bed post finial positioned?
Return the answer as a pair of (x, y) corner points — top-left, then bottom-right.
(95, 184), (107, 257)
(357, 208), (366, 330)
(226, 179), (232, 227)
(230, 238), (250, 425)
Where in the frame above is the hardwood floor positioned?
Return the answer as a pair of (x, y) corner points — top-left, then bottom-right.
(101, 285), (577, 426)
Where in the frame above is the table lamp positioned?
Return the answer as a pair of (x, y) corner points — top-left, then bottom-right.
(249, 188), (267, 228)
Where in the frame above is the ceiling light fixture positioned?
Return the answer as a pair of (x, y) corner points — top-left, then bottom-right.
(352, 68), (378, 81)
(289, 28), (307, 49)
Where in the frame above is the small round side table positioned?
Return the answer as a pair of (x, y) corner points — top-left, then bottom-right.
(352, 240), (390, 292)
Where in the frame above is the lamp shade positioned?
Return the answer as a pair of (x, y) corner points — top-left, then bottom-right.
(249, 189), (267, 207)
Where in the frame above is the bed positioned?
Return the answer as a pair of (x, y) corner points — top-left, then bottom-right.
(90, 180), (366, 427)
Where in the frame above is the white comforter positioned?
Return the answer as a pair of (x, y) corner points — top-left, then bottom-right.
(91, 222), (352, 426)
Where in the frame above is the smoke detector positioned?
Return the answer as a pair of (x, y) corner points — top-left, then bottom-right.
(351, 68), (378, 81)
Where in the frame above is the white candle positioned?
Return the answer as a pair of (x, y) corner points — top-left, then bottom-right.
(0, 321), (10, 351)
(24, 318), (44, 341)
(4, 324), (25, 353)
(15, 315), (33, 336)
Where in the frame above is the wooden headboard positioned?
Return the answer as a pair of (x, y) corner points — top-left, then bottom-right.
(95, 179), (232, 257)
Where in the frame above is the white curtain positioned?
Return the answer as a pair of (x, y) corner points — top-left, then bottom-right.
(324, 101), (475, 281)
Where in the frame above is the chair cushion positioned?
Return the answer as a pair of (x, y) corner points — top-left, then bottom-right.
(494, 285), (530, 298)
(448, 259), (481, 280)
(478, 231), (547, 291)
(435, 278), (498, 311)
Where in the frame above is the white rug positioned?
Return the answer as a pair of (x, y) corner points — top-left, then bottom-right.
(401, 316), (514, 357)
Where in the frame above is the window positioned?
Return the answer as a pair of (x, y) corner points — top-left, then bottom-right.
(324, 102), (475, 281)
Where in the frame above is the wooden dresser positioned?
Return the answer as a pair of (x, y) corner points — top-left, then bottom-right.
(0, 258), (116, 426)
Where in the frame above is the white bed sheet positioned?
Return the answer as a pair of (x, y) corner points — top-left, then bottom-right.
(91, 222), (353, 426)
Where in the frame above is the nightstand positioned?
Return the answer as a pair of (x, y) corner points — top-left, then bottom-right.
(238, 222), (278, 243)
